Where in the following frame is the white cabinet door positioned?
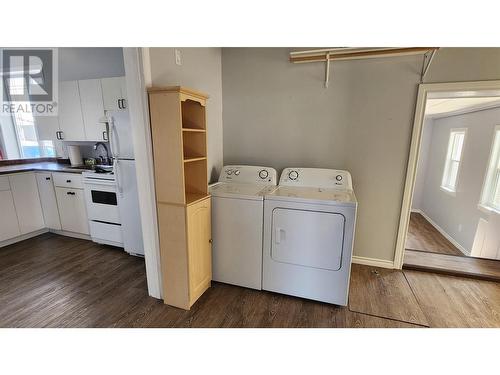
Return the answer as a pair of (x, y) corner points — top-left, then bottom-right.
(79, 79), (107, 141)
(55, 187), (89, 235)
(35, 173), (62, 230)
(35, 116), (60, 141)
(0, 190), (21, 241)
(101, 76), (127, 111)
(59, 81), (85, 141)
(9, 173), (45, 235)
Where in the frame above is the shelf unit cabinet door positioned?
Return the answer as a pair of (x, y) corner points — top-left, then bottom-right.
(55, 187), (89, 235)
(0, 190), (21, 241)
(59, 81), (85, 141)
(187, 198), (212, 304)
(35, 173), (62, 230)
(78, 79), (107, 141)
(9, 173), (45, 234)
(34, 116), (64, 157)
(101, 77), (126, 111)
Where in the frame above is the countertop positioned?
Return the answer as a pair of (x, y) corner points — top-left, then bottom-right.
(0, 162), (91, 175)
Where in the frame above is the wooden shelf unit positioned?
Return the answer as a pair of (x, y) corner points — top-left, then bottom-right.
(148, 86), (212, 310)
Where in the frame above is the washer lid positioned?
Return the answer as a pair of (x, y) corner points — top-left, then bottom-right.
(210, 182), (277, 201)
(265, 186), (357, 206)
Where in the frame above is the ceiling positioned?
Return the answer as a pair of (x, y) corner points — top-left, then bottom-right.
(425, 97), (500, 117)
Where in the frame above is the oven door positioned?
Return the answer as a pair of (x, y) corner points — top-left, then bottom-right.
(83, 181), (121, 224)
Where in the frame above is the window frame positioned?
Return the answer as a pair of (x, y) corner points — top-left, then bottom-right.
(440, 127), (467, 195)
(479, 125), (500, 214)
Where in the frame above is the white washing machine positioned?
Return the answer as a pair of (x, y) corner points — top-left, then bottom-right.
(262, 168), (357, 306)
(210, 165), (277, 289)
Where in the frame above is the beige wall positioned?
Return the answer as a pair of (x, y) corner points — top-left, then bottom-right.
(222, 47), (500, 262)
(149, 48), (223, 182)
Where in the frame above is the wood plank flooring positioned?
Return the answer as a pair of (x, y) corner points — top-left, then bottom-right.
(405, 212), (464, 256)
(1, 233), (500, 327)
(404, 249), (500, 282)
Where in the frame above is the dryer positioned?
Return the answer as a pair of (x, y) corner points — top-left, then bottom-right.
(210, 165), (277, 289)
(262, 168), (357, 306)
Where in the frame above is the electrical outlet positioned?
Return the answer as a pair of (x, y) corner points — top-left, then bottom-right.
(175, 49), (182, 66)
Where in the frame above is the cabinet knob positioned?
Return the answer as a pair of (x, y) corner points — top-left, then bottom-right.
(208, 239), (213, 244)
(66, 180), (71, 183)
(66, 191), (75, 196)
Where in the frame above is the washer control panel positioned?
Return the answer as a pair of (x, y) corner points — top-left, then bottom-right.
(219, 165), (278, 185)
(279, 168), (353, 190)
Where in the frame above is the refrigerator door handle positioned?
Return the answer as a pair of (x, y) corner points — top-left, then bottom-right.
(109, 118), (120, 158)
(114, 159), (123, 196)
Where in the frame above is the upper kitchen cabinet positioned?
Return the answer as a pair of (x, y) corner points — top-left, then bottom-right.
(101, 76), (128, 111)
(79, 79), (107, 142)
(58, 81), (85, 141)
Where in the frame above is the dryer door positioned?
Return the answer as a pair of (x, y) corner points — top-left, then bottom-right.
(271, 208), (344, 271)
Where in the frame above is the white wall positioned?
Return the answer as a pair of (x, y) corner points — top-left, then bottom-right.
(59, 48), (125, 81)
(149, 48), (223, 182)
(417, 107), (499, 252)
(222, 47), (500, 262)
(412, 117), (433, 211)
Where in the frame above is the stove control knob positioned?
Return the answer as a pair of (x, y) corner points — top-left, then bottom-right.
(226, 169), (233, 175)
(234, 170), (240, 176)
(259, 169), (269, 179)
(288, 170), (299, 180)
(335, 175), (343, 181)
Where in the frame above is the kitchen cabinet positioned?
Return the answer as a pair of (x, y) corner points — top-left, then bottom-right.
(79, 79), (108, 142)
(35, 173), (62, 230)
(0, 177), (21, 242)
(58, 81), (85, 141)
(9, 173), (45, 235)
(101, 76), (127, 111)
(55, 186), (89, 235)
(34, 116), (64, 157)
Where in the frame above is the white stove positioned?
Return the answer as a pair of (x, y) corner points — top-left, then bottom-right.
(82, 169), (123, 247)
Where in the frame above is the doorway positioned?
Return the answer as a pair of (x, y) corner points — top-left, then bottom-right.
(395, 81), (500, 280)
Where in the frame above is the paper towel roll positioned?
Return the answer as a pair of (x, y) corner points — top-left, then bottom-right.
(68, 145), (83, 166)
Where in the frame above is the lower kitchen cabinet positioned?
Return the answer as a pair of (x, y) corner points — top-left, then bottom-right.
(0, 190), (21, 241)
(9, 173), (45, 235)
(55, 187), (89, 235)
(35, 173), (62, 230)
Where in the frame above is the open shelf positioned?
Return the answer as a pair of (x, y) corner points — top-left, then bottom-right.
(183, 131), (206, 161)
(184, 156), (206, 163)
(184, 158), (208, 200)
(182, 99), (206, 130)
(186, 192), (210, 206)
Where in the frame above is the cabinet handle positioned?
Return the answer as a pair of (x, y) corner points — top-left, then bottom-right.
(117, 99), (122, 109)
(59, 131), (64, 140)
(66, 191), (75, 196)
(103, 131), (108, 141)
(45, 177), (51, 181)
(66, 179), (71, 183)
(209, 239), (213, 244)
(56, 131), (61, 140)
(121, 99), (126, 109)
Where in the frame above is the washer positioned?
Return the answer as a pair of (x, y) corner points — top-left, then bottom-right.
(210, 165), (277, 289)
(262, 168), (357, 306)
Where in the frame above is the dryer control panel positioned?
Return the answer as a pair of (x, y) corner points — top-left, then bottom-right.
(279, 168), (353, 191)
(219, 165), (278, 185)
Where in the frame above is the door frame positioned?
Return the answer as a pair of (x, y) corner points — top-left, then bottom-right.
(393, 79), (500, 269)
(122, 47), (162, 299)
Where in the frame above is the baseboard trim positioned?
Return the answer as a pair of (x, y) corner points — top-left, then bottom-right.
(0, 228), (49, 248)
(49, 229), (91, 241)
(417, 210), (471, 256)
(352, 255), (395, 269)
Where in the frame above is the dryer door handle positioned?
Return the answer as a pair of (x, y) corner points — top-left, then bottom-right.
(275, 228), (285, 244)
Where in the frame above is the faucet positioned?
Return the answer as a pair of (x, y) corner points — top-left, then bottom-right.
(93, 142), (110, 165)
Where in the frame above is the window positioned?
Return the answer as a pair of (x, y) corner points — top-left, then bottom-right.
(441, 129), (466, 193)
(480, 126), (500, 212)
(2, 76), (55, 159)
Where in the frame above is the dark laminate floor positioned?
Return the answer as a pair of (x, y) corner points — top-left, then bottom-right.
(1, 233), (500, 328)
(405, 212), (464, 256)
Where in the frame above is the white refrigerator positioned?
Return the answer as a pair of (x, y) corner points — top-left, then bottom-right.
(108, 110), (145, 256)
